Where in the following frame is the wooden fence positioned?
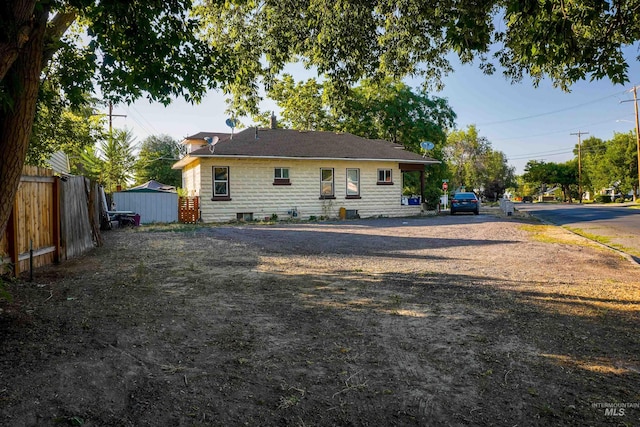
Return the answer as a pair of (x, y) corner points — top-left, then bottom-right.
(1, 167), (99, 277)
(178, 196), (199, 223)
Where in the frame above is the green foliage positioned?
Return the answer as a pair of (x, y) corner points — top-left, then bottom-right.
(260, 76), (455, 196)
(266, 75), (330, 130)
(422, 186), (442, 210)
(522, 160), (578, 202)
(578, 132), (638, 198)
(134, 135), (184, 187)
(26, 79), (107, 167)
(76, 129), (136, 193)
(444, 126), (514, 199)
(263, 77), (455, 154)
(593, 194), (610, 203)
(197, 0), (640, 116)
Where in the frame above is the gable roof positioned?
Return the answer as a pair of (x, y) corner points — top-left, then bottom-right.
(173, 128), (439, 169)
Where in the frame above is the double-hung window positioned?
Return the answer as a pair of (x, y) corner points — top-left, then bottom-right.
(320, 168), (335, 198)
(273, 167), (291, 185)
(212, 166), (231, 200)
(377, 169), (393, 185)
(346, 168), (360, 198)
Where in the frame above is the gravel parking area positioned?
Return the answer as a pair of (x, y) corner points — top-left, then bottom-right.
(1, 213), (639, 426)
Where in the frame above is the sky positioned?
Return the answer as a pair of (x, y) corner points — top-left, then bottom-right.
(115, 51), (640, 175)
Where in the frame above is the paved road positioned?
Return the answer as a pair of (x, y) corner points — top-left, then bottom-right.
(516, 202), (640, 259)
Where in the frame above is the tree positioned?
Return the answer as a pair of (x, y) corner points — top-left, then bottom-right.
(482, 150), (516, 202)
(522, 160), (578, 202)
(603, 132), (638, 198)
(445, 126), (486, 191)
(444, 126), (514, 199)
(28, 79), (106, 167)
(575, 133), (638, 200)
(263, 76), (456, 199)
(0, 1), (230, 239)
(134, 135), (185, 188)
(578, 136), (608, 197)
(266, 75), (330, 131)
(198, 0), (640, 116)
(79, 128), (136, 194)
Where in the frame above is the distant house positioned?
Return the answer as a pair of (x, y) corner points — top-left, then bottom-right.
(172, 126), (439, 222)
(46, 151), (70, 175)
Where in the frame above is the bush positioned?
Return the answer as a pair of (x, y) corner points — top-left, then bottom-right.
(615, 197), (625, 203)
(594, 194), (612, 203)
(423, 186), (442, 210)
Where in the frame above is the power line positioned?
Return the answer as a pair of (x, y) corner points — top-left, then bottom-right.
(476, 88), (630, 127)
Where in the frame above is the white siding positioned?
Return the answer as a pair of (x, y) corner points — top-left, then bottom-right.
(183, 162), (201, 196)
(195, 158), (422, 222)
(112, 192), (179, 224)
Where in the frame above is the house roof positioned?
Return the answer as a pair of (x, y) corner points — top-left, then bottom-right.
(173, 128), (439, 169)
(184, 131), (232, 141)
(126, 180), (176, 192)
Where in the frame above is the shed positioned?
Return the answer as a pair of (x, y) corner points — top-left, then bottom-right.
(112, 180), (178, 224)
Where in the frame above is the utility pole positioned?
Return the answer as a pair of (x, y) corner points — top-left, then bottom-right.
(570, 130), (589, 203)
(108, 102), (127, 134)
(620, 86), (640, 201)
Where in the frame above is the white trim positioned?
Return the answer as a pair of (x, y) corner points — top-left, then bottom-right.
(174, 154), (439, 169)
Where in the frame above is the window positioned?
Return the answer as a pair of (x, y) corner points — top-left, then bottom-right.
(346, 168), (360, 198)
(273, 167), (291, 185)
(212, 166), (231, 200)
(320, 168), (335, 198)
(377, 169), (393, 185)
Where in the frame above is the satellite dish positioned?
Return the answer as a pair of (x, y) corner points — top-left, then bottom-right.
(225, 118), (236, 129)
(205, 136), (219, 153)
(420, 141), (435, 150)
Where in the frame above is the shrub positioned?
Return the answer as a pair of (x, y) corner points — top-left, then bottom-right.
(423, 186), (442, 210)
(594, 194), (612, 203)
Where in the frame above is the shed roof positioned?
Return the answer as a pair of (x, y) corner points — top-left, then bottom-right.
(126, 180), (176, 192)
(173, 128), (439, 169)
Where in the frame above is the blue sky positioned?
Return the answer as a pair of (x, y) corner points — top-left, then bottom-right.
(119, 52), (640, 175)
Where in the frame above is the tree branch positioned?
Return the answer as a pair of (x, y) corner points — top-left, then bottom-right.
(41, 10), (77, 67)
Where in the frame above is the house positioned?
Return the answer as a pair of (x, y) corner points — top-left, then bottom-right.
(172, 126), (439, 222)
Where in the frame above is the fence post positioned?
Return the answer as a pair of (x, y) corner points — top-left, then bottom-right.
(7, 198), (19, 277)
(52, 176), (61, 263)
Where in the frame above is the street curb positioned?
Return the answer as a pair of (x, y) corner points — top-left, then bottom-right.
(524, 213), (640, 268)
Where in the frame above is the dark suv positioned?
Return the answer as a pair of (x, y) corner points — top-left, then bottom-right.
(521, 196), (533, 203)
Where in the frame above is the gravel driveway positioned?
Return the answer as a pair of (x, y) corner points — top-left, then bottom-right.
(1, 213), (638, 426)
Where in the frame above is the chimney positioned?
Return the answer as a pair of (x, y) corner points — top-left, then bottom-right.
(270, 112), (277, 129)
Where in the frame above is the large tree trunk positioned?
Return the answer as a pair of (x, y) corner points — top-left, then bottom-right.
(0, 0), (38, 81)
(0, 5), (49, 238)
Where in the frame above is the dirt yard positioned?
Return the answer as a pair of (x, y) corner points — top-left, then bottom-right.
(1, 213), (639, 426)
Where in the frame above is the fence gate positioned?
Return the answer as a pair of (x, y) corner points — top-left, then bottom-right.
(178, 197), (199, 223)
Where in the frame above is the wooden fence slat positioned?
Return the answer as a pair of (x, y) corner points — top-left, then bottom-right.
(179, 196), (199, 223)
(0, 167), (96, 277)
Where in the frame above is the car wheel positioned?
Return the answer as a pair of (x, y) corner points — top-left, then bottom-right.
(450, 210), (455, 215)
(474, 209), (479, 215)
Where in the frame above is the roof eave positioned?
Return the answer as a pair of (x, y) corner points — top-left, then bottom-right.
(172, 155), (198, 169)
(183, 153), (440, 164)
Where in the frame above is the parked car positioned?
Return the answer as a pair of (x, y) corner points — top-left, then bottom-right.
(521, 196), (533, 203)
(450, 192), (480, 215)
